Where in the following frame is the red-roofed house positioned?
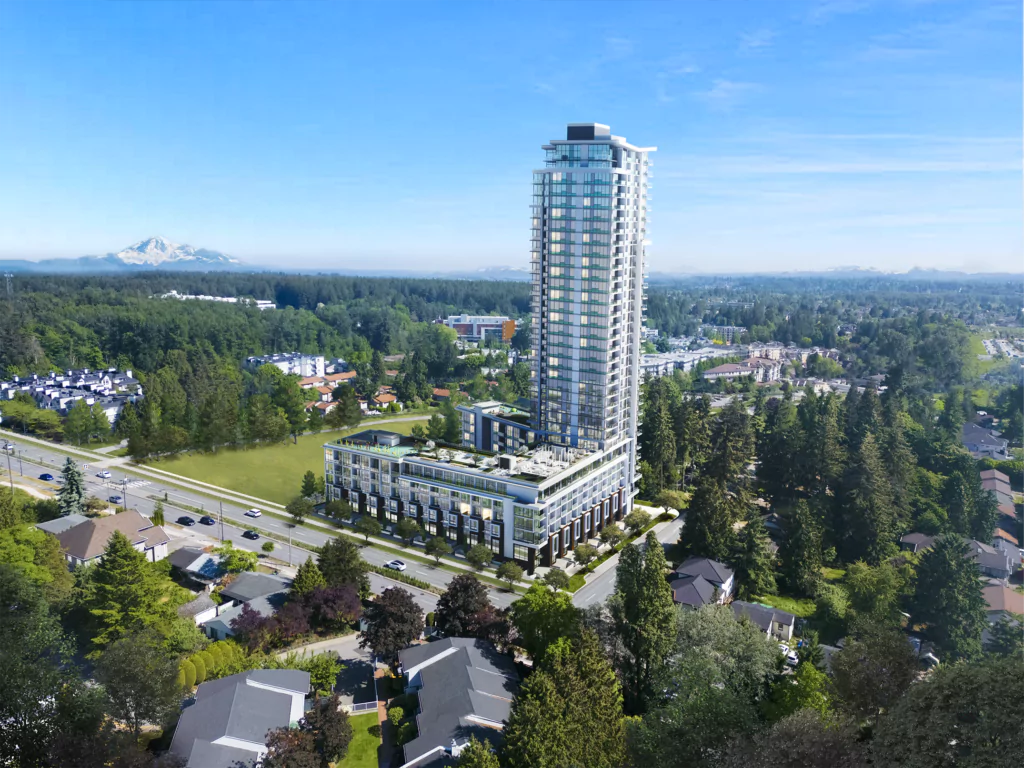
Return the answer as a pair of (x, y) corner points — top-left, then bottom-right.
(432, 388), (451, 402)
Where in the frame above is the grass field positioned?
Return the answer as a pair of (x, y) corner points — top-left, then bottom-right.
(151, 418), (428, 505)
(337, 712), (380, 768)
(750, 593), (817, 618)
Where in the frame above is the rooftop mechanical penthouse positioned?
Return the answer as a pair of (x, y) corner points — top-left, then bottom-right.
(325, 123), (654, 572)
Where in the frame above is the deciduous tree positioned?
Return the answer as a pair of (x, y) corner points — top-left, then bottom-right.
(435, 574), (491, 638)
(95, 630), (180, 738)
(359, 587), (424, 661)
(508, 582), (580, 660)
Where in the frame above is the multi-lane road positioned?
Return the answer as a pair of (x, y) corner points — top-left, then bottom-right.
(1, 433), (521, 607)
(2, 431), (680, 612)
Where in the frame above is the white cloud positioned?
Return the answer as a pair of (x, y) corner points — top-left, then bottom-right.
(695, 79), (757, 110)
(739, 28), (776, 52)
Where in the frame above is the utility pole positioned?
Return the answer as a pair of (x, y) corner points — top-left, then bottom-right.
(17, 450), (22, 476)
(122, 477), (128, 509)
(288, 524), (293, 567)
(5, 450), (12, 494)
(219, 501), (224, 543)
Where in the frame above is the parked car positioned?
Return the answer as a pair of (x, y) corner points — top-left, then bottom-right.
(245, 508), (262, 518)
(384, 559), (407, 572)
(108, 495), (123, 504)
(38, 473), (54, 481)
(199, 516), (216, 526)
(177, 516), (195, 526)
(786, 652), (799, 667)
(242, 529), (260, 540)
(96, 470), (112, 479)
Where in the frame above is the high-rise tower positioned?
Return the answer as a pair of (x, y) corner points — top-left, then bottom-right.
(530, 123), (654, 466)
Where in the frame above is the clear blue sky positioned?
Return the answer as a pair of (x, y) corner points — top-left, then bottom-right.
(0, 0), (1019, 273)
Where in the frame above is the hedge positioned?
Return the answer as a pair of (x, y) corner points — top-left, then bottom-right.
(197, 651), (215, 676)
(366, 564), (441, 594)
(192, 656), (207, 685)
(181, 659), (197, 690)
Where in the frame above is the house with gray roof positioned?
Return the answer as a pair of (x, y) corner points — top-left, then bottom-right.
(35, 513), (89, 536)
(961, 422), (1009, 461)
(398, 639), (519, 768)
(900, 532), (936, 554)
(731, 600), (796, 642)
(967, 540), (1013, 581)
(54, 509), (168, 566)
(201, 572), (291, 640)
(671, 557), (734, 603)
(169, 669), (309, 768)
(169, 546), (226, 585)
(669, 573), (718, 609)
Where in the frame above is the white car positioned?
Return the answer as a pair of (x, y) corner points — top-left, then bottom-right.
(96, 470), (112, 479)
(786, 652), (799, 667)
(778, 643), (790, 655)
(384, 559), (407, 572)
(245, 508), (262, 518)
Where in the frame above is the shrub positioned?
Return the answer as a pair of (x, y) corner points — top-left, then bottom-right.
(387, 706), (404, 727)
(389, 692), (419, 713)
(192, 655), (207, 684)
(181, 659), (197, 690)
(175, 667), (186, 690)
(425, 611), (435, 627)
(396, 721), (417, 746)
(262, 541), (275, 553)
(205, 646), (224, 674)
(369, 724), (382, 739)
(197, 650), (215, 676)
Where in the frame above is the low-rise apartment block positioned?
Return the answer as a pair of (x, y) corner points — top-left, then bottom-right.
(0, 367), (142, 424)
(443, 314), (516, 343)
(245, 352), (325, 378)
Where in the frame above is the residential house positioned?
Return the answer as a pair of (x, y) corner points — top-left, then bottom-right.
(398, 638), (520, 768)
(981, 476), (1015, 508)
(432, 388), (451, 402)
(324, 371), (357, 385)
(731, 600), (796, 642)
(961, 422), (1010, 461)
(55, 510), (169, 566)
(968, 540), (1014, 581)
(298, 375), (325, 390)
(899, 532), (936, 554)
(991, 536), (1021, 570)
(994, 528), (1019, 548)
(201, 572), (291, 640)
(981, 584), (1024, 623)
(168, 546), (226, 586)
(980, 468), (1011, 485)
(670, 557), (734, 607)
(315, 386), (334, 403)
(169, 669), (310, 768)
(702, 358), (781, 383)
(35, 513), (90, 536)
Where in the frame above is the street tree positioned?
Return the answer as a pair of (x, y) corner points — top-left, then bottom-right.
(542, 567), (570, 591)
(287, 496), (314, 526)
(424, 536), (452, 564)
(466, 543), (492, 570)
(355, 515), (381, 544)
(395, 517), (421, 546)
(599, 525), (626, 549)
(301, 470), (318, 499)
(496, 561), (523, 591)
(573, 543), (598, 569)
(623, 508), (651, 537)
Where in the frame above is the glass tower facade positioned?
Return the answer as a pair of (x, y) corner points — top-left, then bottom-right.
(530, 123), (654, 470)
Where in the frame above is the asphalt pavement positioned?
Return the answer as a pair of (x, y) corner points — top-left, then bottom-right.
(1, 435), (514, 608)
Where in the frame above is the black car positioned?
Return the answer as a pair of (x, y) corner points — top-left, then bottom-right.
(242, 529), (260, 540)
(177, 516), (196, 526)
(39, 473), (54, 481)
(199, 515), (216, 525)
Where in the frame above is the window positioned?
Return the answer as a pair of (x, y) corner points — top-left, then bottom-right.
(514, 545), (529, 561)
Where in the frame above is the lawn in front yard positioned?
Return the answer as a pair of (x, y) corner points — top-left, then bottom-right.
(150, 419), (428, 505)
(336, 711), (380, 768)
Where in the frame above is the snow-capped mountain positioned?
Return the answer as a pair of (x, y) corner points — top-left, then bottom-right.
(113, 236), (238, 267)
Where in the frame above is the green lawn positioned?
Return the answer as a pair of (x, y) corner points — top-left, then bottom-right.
(750, 593), (817, 618)
(337, 712), (380, 768)
(821, 567), (846, 582)
(150, 419), (427, 505)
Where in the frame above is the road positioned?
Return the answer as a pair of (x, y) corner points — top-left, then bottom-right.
(571, 513), (685, 608)
(1, 434), (515, 608)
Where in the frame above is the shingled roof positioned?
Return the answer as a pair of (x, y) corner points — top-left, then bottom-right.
(55, 510), (167, 562)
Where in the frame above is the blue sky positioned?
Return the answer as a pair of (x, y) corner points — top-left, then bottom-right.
(0, 0), (1019, 273)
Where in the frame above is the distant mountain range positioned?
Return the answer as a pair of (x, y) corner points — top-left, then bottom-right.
(0, 239), (1018, 280)
(0, 237), (242, 273)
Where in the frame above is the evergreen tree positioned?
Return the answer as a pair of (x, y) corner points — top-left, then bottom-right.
(114, 400), (141, 440)
(455, 737), (500, 768)
(836, 433), (899, 564)
(756, 395), (800, 503)
(502, 631), (625, 768)
(910, 535), (986, 661)
(331, 386), (362, 428)
(57, 457), (86, 517)
(151, 500), (165, 527)
(442, 402), (462, 444)
(779, 501), (824, 595)
(292, 557), (326, 598)
(610, 532), (677, 714)
(675, 393), (713, 482)
(707, 399), (754, 490)
(89, 403), (111, 441)
(639, 377), (680, 495)
(300, 470), (318, 499)
(879, 400), (915, 527)
(730, 516), (777, 599)
(89, 531), (166, 653)
(681, 477), (735, 561)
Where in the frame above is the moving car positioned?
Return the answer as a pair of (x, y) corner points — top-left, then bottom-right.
(108, 495), (123, 504)
(199, 515), (216, 525)
(96, 470), (112, 479)
(39, 473), (54, 481)
(177, 516), (195, 526)
(384, 559), (407, 572)
(245, 508), (262, 518)
(242, 529), (260, 540)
